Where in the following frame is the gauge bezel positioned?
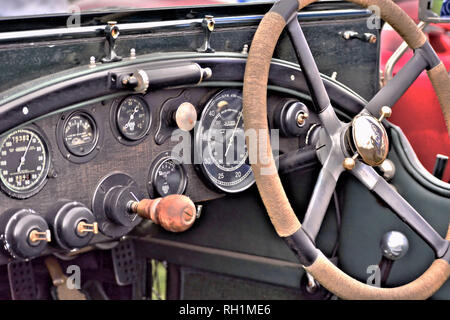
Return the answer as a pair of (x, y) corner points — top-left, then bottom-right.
(110, 95), (152, 146)
(0, 125), (51, 199)
(56, 108), (103, 164)
(194, 88), (255, 193)
(147, 151), (187, 198)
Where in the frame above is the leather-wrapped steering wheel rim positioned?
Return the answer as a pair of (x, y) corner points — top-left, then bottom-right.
(243, 0), (450, 299)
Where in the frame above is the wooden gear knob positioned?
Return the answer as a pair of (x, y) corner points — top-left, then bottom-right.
(131, 194), (196, 232)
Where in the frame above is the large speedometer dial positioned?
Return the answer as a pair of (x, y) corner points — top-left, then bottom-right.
(195, 89), (254, 193)
(0, 127), (50, 198)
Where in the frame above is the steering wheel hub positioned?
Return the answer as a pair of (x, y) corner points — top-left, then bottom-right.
(350, 114), (389, 166)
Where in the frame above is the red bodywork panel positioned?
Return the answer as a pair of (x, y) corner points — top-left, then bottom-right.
(380, 0), (450, 181)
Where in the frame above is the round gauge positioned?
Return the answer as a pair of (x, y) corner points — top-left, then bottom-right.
(63, 112), (98, 157)
(0, 127), (50, 198)
(195, 89), (254, 193)
(116, 96), (151, 141)
(148, 152), (187, 198)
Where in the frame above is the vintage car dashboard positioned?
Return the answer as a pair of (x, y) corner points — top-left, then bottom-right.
(0, 1), (448, 300)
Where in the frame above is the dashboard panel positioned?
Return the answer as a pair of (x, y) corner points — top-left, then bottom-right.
(0, 82), (310, 263)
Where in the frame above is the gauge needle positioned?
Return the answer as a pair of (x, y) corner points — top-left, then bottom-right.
(224, 111), (243, 157)
(17, 135), (32, 173)
(125, 106), (139, 129)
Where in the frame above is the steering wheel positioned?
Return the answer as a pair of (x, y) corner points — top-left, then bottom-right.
(243, 0), (450, 299)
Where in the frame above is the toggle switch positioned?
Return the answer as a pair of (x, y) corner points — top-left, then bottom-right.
(29, 229), (51, 243)
(0, 208), (50, 259)
(46, 201), (98, 250)
(76, 221), (98, 235)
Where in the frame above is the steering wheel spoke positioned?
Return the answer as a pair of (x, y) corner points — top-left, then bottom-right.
(352, 162), (449, 258)
(287, 17), (343, 136)
(302, 152), (344, 240)
(365, 43), (438, 117)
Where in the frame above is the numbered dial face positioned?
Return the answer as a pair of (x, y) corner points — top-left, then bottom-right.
(151, 157), (187, 197)
(63, 112), (98, 156)
(116, 96), (151, 141)
(196, 89), (254, 193)
(0, 128), (50, 198)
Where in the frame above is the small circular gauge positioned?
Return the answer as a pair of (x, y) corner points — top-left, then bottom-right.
(195, 89), (254, 193)
(116, 96), (151, 141)
(63, 112), (98, 157)
(0, 127), (50, 199)
(148, 152), (187, 198)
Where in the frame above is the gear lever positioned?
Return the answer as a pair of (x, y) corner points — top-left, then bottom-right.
(378, 231), (409, 286)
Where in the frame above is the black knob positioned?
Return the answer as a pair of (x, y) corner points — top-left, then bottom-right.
(0, 209), (50, 259)
(104, 184), (141, 227)
(92, 172), (143, 238)
(276, 100), (310, 137)
(47, 201), (98, 250)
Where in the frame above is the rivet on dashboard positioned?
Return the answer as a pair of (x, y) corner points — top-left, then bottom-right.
(130, 48), (136, 59)
(89, 56), (96, 68)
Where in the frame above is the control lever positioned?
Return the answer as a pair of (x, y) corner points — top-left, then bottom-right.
(432, 154), (448, 180)
(128, 194), (197, 233)
(378, 231), (409, 286)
